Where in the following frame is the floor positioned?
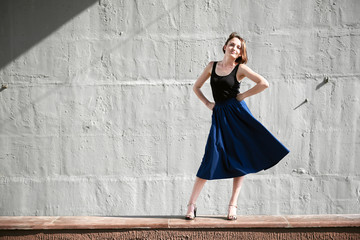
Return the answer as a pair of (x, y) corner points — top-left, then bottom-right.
(0, 214), (359, 230)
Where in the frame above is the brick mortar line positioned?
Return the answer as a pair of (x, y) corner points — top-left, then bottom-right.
(2, 73), (360, 88)
(0, 174), (359, 183)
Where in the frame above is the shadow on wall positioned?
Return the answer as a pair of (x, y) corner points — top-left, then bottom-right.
(0, 0), (183, 135)
(0, 0), (98, 69)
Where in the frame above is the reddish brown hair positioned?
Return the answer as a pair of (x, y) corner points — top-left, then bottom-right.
(223, 32), (248, 64)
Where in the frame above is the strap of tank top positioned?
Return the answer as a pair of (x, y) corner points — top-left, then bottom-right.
(233, 63), (240, 76)
(211, 61), (218, 75)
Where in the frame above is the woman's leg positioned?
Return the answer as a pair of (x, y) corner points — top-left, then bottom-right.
(186, 177), (207, 215)
(228, 176), (245, 218)
(229, 176), (245, 205)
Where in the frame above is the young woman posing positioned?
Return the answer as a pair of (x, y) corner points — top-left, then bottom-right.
(186, 32), (289, 220)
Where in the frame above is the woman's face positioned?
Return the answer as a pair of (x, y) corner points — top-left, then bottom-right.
(224, 37), (241, 59)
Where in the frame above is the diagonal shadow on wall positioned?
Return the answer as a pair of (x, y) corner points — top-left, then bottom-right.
(0, 0), (184, 135)
(0, 0), (98, 70)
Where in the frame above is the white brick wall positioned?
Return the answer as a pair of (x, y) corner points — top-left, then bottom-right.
(0, 0), (359, 216)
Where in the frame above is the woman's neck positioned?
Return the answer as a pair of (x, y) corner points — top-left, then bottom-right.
(221, 55), (237, 67)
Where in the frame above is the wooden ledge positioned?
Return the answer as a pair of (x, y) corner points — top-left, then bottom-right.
(0, 214), (359, 230)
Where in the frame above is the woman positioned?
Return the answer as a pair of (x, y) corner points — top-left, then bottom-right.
(185, 32), (289, 220)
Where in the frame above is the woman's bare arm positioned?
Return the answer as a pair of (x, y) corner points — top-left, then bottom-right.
(236, 64), (269, 101)
(193, 62), (215, 110)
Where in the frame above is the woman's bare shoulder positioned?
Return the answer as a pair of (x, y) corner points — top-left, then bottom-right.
(203, 61), (215, 74)
(238, 63), (250, 69)
(236, 63), (251, 80)
(237, 63), (255, 74)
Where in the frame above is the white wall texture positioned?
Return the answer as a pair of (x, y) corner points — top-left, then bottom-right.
(0, 0), (359, 216)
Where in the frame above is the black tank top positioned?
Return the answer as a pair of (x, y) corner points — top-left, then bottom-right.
(210, 61), (241, 102)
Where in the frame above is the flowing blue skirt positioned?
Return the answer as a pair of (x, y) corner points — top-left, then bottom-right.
(196, 98), (289, 180)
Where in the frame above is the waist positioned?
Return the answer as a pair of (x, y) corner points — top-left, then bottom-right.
(215, 97), (238, 106)
(212, 90), (239, 103)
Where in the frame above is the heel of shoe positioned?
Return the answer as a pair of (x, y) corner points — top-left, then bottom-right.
(185, 203), (197, 220)
(227, 205), (237, 221)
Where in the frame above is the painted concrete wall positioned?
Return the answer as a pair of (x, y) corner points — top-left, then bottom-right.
(0, 0), (359, 216)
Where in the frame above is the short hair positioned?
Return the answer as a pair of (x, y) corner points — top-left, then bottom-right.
(223, 32), (248, 64)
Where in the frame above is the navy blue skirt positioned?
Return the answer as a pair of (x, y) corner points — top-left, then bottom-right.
(196, 98), (289, 180)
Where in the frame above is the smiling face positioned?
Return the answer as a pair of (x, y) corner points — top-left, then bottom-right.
(223, 32), (248, 64)
(223, 37), (242, 59)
